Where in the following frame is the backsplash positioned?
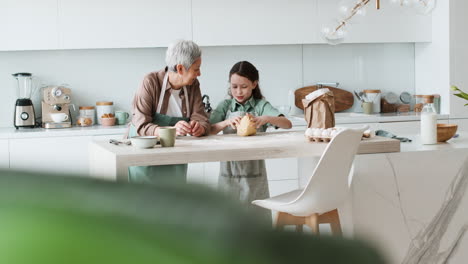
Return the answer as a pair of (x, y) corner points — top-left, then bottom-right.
(0, 43), (414, 128)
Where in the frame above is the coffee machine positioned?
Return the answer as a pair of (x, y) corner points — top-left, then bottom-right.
(41, 86), (73, 128)
(13, 72), (36, 129)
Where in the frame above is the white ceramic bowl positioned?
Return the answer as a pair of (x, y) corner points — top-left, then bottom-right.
(130, 136), (158, 149)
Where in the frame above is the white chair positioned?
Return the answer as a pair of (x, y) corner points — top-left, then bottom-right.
(252, 127), (366, 235)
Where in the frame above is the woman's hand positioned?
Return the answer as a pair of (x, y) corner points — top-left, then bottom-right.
(226, 116), (242, 129)
(174, 120), (192, 136)
(252, 116), (270, 129)
(189, 120), (205, 137)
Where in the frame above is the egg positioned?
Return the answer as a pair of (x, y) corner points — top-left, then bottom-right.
(330, 130), (339, 137)
(313, 129), (322, 137)
(321, 129), (330, 137)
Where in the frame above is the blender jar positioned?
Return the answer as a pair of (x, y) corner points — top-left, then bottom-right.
(13, 72), (33, 99)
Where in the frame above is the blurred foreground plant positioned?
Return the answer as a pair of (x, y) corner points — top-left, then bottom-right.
(0, 170), (387, 264)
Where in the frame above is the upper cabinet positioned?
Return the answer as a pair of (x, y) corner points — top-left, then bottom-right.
(0, 0), (432, 51)
(192, 0), (319, 46)
(58, 0), (192, 49)
(0, 0), (59, 51)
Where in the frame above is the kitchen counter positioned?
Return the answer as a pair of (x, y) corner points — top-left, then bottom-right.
(289, 112), (449, 126)
(89, 131), (400, 181)
(346, 132), (468, 264)
(0, 112), (451, 139)
(0, 125), (128, 139)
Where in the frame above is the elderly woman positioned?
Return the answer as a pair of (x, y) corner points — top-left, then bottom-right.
(128, 40), (210, 184)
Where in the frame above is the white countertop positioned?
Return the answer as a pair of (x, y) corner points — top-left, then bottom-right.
(289, 112), (449, 126)
(0, 125), (127, 139)
(397, 132), (468, 153)
(0, 112), (451, 139)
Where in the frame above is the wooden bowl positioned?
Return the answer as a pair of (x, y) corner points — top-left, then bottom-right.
(437, 124), (458, 142)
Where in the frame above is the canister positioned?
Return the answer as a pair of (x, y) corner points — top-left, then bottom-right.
(363, 89), (381, 113)
(79, 106), (96, 125)
(96, 101), (114, 124)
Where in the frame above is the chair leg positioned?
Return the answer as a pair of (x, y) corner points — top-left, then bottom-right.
(318, 209), (342, 236)
(305, 213), (320, 235)
(275, 212), (287, 230)
(328, 210), (343, 236)
(275, 212), (305, 232)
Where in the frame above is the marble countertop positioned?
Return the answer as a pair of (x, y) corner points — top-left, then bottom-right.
(397, 132), (468, 153)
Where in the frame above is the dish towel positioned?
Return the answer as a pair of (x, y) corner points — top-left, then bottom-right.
(375, 130), (412, 142)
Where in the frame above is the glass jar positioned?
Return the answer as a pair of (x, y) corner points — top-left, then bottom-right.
(96, 101), (114, 125)
(414, 95), (424, 112)
(79, 106), (96, 125)
(420, 95), (437, 145)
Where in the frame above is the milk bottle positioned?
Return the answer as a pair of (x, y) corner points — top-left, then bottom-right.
(420, 95), (437, 145)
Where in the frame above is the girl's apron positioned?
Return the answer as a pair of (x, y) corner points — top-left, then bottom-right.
(128, 73), (190, 184)
(218, 110), (271, 224)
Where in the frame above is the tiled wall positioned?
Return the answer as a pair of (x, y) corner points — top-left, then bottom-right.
(0, 43), (414, 127)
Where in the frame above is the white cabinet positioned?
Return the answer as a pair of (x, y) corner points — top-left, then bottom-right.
(192, 0), (319, 46)
(0, 0), (59, 51)
(0, 140), (9, 169)
(9, 136), (92, 176)
(317, 0), (431, 44)
(58, 0), (192, 49)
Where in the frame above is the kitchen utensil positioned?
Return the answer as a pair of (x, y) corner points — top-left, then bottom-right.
(363, 90), (381, 113)
(101, 117), (116, 126)
(130, 136), (159, 148)
(115, 111), (130, 125)
(354, 91), (364, 102)
(437, 124), (457, 142)
(362, 102), (373, 114)
(109, 139), (132, 145)
(159, 127), (176, 147)
(13, 72), (36, 128)
(50, 113), (69, 122)
(295, 85), (354, 112)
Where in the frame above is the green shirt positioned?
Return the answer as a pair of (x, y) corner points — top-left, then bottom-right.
(210, 97), (282, 132)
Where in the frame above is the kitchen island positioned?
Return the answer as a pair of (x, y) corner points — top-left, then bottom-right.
(348, 132), (468, 264)
(89, 130), (399, 181)
(89, 129), (468, 264)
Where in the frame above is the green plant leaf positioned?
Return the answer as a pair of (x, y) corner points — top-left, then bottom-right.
(454, 93), (468, 100)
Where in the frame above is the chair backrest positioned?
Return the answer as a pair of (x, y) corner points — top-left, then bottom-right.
(289, 127), (366, 216)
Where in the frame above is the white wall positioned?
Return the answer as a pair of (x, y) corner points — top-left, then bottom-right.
(449, 0), (468, 118)
(415, 0), (450, 115)
(0, 43), (415, 127)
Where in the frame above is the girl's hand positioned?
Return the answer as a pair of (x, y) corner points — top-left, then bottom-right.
(226, 116), (242, 129)
(252, 116), (270, 129)
(174, 120), (192, 136)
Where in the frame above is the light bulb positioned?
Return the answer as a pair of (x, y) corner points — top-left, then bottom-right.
(321, 22), (347, 45)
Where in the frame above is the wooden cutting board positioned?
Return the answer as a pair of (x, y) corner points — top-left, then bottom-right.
(294, 85), (354, 112)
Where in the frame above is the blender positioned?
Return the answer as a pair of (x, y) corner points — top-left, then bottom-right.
(13, 72), (36, 129)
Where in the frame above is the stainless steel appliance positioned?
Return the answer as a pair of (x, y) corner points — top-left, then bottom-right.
(41, 85), (72, 128)
(13, 72), (36, 129)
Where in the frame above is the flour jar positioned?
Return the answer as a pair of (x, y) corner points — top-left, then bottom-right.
(363, 90), (381, 113)
(96, 101), (114, 124)
(79, 106), (96, 125)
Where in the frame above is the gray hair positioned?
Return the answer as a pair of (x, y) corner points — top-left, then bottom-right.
(165, 40), (202, 72)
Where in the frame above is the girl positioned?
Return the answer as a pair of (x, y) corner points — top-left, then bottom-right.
(210, 61), (292, 222)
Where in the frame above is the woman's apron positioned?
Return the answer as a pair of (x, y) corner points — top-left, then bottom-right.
(128, 73), (190, 184)
(218, 110), (271, 224)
